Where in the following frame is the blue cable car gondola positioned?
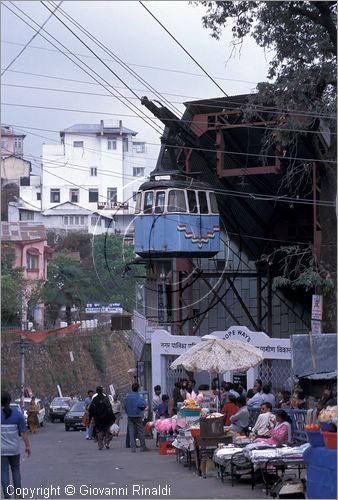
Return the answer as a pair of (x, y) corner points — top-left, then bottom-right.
(134, 177), (220, 258)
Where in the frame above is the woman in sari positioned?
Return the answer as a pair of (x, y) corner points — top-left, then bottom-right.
(27, 397), (39, 433)
(254, 409), (292, 445)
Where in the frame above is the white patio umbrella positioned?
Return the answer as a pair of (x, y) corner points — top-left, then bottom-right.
(170, 335), (263, 373)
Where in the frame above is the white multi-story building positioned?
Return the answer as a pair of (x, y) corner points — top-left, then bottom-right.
(9, 120), (152, 236)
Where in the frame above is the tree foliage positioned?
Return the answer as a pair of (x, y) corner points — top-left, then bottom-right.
(1, 250), (25, 324)
(42, 250), (91, 324)
(44, 233), (143, 319)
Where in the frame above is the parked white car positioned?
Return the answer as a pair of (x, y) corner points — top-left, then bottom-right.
(15, 398), (46, 427)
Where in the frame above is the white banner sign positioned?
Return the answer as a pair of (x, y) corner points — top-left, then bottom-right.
(311, 295), (323, 320)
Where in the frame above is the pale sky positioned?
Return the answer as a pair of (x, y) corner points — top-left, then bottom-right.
(1, 1), (272, 173)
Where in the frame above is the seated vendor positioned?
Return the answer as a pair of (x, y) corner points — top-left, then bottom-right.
(254, 409), (292, 446)
(225, 396), (249, 435)
(250, 402), (276, 439)
(221, 394), (239, 426)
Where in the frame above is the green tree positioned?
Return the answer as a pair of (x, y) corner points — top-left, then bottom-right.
(197, 1), (337, 330)
(1, 250), (25, 324)
(42, 251), (91, 325)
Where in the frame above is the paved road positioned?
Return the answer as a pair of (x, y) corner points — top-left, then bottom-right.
(18, 420), (264, 499)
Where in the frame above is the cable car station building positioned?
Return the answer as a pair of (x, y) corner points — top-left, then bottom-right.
(129, 93), (331, 395)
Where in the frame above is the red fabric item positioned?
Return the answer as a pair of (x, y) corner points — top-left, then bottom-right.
(221, 402), (239, 425)
(13, 322), (81, 343)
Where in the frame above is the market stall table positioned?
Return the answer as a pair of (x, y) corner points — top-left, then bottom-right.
(193, 435), (233, 477)
(242, 443), (310, 494)
(303, 446), (337, 499)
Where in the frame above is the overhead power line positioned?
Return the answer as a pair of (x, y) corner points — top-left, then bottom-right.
(48, 0), (183, 118)
(1, 40), (259, 84)
(139, 1), (228, 98)
(1, 1), (63, 76)
(4, 2), (163, 135)
(4, 84), (336, 136)
(4, 102), (336, 164)
(40, 1), (164, 134)
(17, 147), (336, 208)
(3, 66), (335, 121)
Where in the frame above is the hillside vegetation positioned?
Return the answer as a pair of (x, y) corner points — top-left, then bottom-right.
(1, 326), (135, 404)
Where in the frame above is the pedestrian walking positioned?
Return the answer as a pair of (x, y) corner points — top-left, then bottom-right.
(111, 395), (121, 426)
(124, 383), (148, 452)
(1, 391), (31, 499)
(89, 386), (115, 450)
(27, 397), (39, 433)
(83, 390), (94, 440)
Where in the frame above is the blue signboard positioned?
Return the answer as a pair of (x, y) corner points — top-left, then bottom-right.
(85, 303), (123, 313)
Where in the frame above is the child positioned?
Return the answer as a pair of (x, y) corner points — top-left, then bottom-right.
(156, 394), (169, 418)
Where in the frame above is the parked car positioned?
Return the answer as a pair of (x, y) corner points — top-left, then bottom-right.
(64, 401), (86, 431)
(49, 397), (72, 422)
(14, 398), (46, 427)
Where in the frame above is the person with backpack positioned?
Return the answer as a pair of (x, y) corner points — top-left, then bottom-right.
(88, 386), (115, 450)
(1, 391), (31, 498)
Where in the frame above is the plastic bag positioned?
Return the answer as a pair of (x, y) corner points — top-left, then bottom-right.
(110, 423), (120, 436)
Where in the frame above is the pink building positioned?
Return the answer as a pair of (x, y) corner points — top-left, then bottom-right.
(1, 222), (53, 325)
(1, 125), (25, 158)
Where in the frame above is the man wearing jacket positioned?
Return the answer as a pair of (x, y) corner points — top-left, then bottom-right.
(124, 383), (148, 452)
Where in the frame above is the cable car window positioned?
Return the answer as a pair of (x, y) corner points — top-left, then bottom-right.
(135, 192), (142, 214)
(198, 191), (208, 214)
(187, 190), (198, 213)
(209, 192), (218, 213)
(144, 191), (154, 214)
(154, 191), (165, 213)
(168, 190), (186, 212)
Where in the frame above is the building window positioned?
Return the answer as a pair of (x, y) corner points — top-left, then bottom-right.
(27, 253), (38, 270)
(107, 188), (117, 203)
(132, 142), (145, 153)
(70, 189), (79, 203)
(90, 167), (97, 176)
(50, 189), (60, 203)
(91, 215), (100, 226)
(64, 215), (85, 226)
(132, 191), (137, 201)
(73, 141), (84, 148)
(36, 193), (41, 201)
(123, 137), (129, 152)
(107, 139), (117, 150)
(104, 218), (113, 228)
(89, 189), (98, 203)
(14, 137), (23, 151)
(19, 211), (34, 221)
(133, 167), (145, 177)
(1, 139), (6, 148)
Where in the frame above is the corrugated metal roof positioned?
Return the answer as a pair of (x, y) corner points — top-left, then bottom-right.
(1, 222), (47, 242)
(61, 123), (137, 135)
(301, 370), (337, 380)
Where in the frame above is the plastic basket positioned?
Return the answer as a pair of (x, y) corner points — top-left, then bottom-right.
(190, 427), (200, 438)
(305, 430), (325, 447)
(200, 415), (224, 437)
(179, 408), (201, 417)
(321, 431), (337, 449)
(319, 421), (337, 432)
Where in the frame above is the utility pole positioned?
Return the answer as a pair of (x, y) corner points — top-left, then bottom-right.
(20, 321), (29, 413)
(20, 335), (25, 413)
